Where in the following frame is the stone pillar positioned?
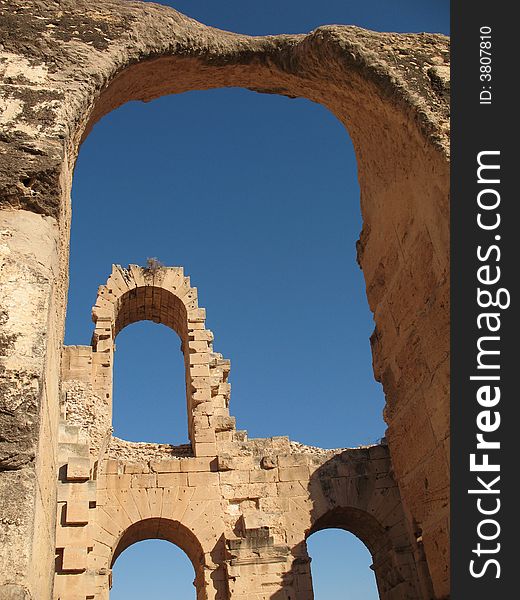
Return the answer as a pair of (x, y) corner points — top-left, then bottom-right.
(225, 527), (305, 600)
(0, 210), (61, 598)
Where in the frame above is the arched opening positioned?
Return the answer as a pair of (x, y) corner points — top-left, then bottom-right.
(306, 528), (378, 599)
(110, 518), (206, 600)
(112, 321), (189, 444)
(68, 87), (386, 449)
(111, 539), (196, 599)
(307, 506), (415, 599)
(89, 266), (222, 451)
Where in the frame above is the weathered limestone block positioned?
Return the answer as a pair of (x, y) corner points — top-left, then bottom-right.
(66, 457), (91, 482)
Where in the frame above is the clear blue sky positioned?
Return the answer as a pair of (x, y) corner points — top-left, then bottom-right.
(66, 1), (448, 597)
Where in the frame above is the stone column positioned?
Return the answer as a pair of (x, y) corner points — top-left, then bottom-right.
(0, 210), (61, 598)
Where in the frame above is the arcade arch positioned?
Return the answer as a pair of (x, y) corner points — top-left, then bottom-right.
(111, 519), (203, 599)
(306, 528), (378, 599)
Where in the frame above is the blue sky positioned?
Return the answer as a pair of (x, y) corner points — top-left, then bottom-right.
(67, 1), (448, 597)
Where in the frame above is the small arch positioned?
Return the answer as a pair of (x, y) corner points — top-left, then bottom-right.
(307, 507), (411, 600)
(110, 539), (196, 599)
(112, 285), (192, 442)
(309, 506), (388, 557)
(112, 518), (206, 599)
(306, 528), (378, 599)
(305, 449), (425, 599)
(90, 264), (235, 454)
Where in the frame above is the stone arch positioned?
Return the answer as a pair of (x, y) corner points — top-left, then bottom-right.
(301, 447), (432, 599)
(306, 507), (402, 600)
(308, 506), (388, 557)
(111, 518), (205, 599)
(0, 2), (450, 597)
(91, 264), (234, 455)
(74, 468), (227, 600)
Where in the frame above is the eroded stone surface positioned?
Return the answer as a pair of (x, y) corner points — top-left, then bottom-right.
(0, 2), (450, 598)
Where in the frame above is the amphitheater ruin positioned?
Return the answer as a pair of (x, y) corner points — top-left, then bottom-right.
(0, 1), (450, 599)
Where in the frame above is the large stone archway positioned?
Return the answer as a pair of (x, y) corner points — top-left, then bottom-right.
(0, 1), (450, 598)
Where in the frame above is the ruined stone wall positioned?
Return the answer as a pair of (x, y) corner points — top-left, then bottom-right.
(0, 2), (450, 598)
(55, 440), (424, 600)
(53, 265), (427, 599)
(2, 261), (444, 600)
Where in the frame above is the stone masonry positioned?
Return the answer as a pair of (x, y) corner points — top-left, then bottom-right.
(0, 1), (450, 598)
(54, 264), (430, 600)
